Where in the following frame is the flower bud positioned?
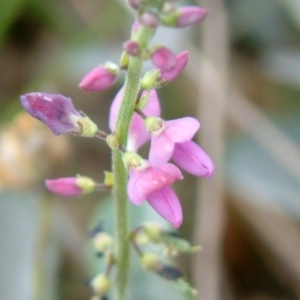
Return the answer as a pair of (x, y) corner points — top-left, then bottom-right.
(140, 11), (160, 27)
(20, 92), (84, 136)
(79, 62), (120, 92)
(140, 69), (162, 90)
(93, 232), (113, 254)
(140, 252), (161, 271)
(123, 40), (141, 56)
(45, 176), (96, 196)
(90, 274), (111, 296)
(143, 223), (161, 243)
(161, 6), (208, 28)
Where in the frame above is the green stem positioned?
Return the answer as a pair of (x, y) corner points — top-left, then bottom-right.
(112, 25), (153, 300)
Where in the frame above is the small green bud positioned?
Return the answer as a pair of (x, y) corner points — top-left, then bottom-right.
(93, 232), (113, 254)
(140, 69), (162, 90)
(140, 252), (161, 271)
(90, 274), (111, 296)
(143, 223), (162, 242)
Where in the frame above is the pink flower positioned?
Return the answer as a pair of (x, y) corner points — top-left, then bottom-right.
(172, 141), (214, 178)
(109, 88), (161, 151)
(148, 117), (200, 167)
(140, 51), (189, 90)
(151, 47), (177, 71)
(79, 63), (119, 92)
(160, 51), (188, 82)
(20, 92), (82, 135)
(147, 186), (182, 228)
(45, 176), (96, 196)
(127, 161), (183, 227)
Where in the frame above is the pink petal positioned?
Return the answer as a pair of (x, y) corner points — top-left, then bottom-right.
(151, 47), (177, 71)
(160, 51), (188, 82)
(149, 133), (175, 167)
(45, 177), (82, 196)
(147, 186), (182, 228)
(127, 163), (183, 205)
(149, 117), (200, 166)
(172, 141), (214, 178)
(79, 64), (119, 92)
(20, 92), (81, 135)
(164, 117), (200, 143)
(177, 6), (208, 27)
(109, 88), (161, 151)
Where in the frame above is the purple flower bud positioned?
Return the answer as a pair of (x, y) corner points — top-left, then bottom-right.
(151, 47), (177, 71)
(20, 92), (82, 135)
(161, 6), (208, 28)
(45, 176), (96, 196)
(79, 62), (120, 92)
(123, 40), (141, 56)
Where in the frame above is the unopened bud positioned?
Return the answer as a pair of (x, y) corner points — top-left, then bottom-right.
(127, 0), (141, 10)
(140, 69), (162, 90)
(93, 232), (113, 254)
(90, 274), (111, 296)
(143, 223), (162, 242)
(161, 6), (208, 28)
(79, 62), (120, 92)
(123, 40), (141, 56)
(140, 11), (160, 27)
(45, 175), (96, 196)
(140, 252), (161, 271)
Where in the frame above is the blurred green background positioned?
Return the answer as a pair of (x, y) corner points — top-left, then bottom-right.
(1, 0), (300, 299)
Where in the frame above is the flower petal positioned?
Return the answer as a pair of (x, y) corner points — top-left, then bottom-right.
(172, 141), (214, 178)
(127, 163), (183, 205)
(20, 92), (81, 135)
(164, 117), (200, 143)
(147, 186), (182, 228)
(109, 88), (161, 151)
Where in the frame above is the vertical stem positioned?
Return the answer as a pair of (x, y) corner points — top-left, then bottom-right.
(112, 25), (153, 300)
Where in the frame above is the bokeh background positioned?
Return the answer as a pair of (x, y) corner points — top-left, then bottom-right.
(1, 0), (300, 299)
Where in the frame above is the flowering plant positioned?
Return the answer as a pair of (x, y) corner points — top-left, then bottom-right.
(20, 1), (213, 299)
